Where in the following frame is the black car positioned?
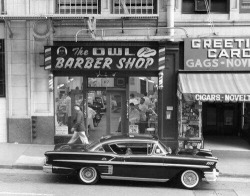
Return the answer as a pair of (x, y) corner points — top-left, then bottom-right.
(43, 134), (219, 189)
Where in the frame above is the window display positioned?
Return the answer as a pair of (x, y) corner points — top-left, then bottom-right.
(54, 76), (83, 135)
(129, 77), (158, 135)
(178, 99), (203, 149)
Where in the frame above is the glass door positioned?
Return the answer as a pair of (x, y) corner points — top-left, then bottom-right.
(106, 90), (127, 134)
(87, 77), (127, 141)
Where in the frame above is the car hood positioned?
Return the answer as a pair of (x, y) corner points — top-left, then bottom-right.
(54, 143), (88, 152)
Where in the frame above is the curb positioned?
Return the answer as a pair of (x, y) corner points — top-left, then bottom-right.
(220, 173), (250, 179)
(1, 165), (250, 179)
(0, 165), (43, 170)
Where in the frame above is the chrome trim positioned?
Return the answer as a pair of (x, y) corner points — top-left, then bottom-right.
(99, 165), (113, 175)
(54, 159), (209, 169)
(54, 159), (164, 166)
(47, 150), (217, 163)
(100, 175), (169, 182)
(163, 163), (210, 169)
(163, 156), (218, 163)
(53, 166), (74, 171)
(204, 169), (220, 182)
(43, 165), (52, 173)
(46, 151), (118, 157)
(91, 139), (158, 151)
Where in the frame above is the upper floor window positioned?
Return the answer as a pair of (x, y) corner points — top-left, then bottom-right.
(240, 0), (250, 13)
(182, 0), (229, 14)
(113, 0), (158, 15)
(56, 0), (101, 14)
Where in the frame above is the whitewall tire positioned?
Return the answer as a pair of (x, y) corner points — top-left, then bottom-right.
(179, 170), (200, 189)
(78, 167), (99, 185)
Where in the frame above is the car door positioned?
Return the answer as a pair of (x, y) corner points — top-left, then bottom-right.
(121, 141), (168, 181)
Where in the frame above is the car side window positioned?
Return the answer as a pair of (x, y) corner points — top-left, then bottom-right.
(109, 142), (152, 155)
(109, 143), (126, 155)
(154, 145), (163, 155)
(147, 143), (154, 155)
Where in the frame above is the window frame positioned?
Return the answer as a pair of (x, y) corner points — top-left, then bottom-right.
(55, 0), (101, 15)
(112, 0), (159, 15)
(0, 39), (5, 98)
(108, 141), (156, 155)
(240, 0), (250, 13)
(182, 0), (230, 14)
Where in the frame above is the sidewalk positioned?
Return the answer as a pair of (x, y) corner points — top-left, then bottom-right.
(0, 138), (250, 178)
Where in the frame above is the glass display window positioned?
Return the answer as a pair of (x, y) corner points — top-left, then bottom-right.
(54, 76), (83, 135)
(178, 98), (203, 149)
(128, 76), (158, 135)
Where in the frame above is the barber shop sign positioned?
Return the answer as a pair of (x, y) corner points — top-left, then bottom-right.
(45, 45), (159, 71)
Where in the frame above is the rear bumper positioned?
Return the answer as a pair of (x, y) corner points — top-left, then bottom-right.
(204, 169), (219, 182)
(43, 164), (52, 173)
(43, 164), (75, 175)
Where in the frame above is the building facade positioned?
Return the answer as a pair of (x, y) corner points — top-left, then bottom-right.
(0, 0), (181, 148)
(175, 0), (250, 148)
(1, 0), (250, 148)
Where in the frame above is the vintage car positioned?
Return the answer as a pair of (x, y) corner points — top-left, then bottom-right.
(43, 134), (219, 189)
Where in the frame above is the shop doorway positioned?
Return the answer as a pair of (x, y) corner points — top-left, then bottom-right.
(203, 103), (241, 136)
(86, 90), (127, 140)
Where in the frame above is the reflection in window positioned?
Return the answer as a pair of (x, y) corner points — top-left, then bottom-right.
(88, 78), (114, 87)
(129, 76), (158, 135)
(54, 76), (83, 135)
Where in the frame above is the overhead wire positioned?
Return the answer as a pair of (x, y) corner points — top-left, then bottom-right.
(204, 0), (216, 35)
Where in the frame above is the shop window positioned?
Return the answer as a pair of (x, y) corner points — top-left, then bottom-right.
(0, 40), (5, 97)
(54, 76), (83, 135)
(182, 0), (229, 14)
(112, 0), (158, 14)
(240, 0), (250, 13)
(56, 0), (101, 14)
(177, 99), (203, 150)
(129, 76), (158, 135)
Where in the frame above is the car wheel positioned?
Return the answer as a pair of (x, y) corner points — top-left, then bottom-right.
(179, 170), (200, 189)
(78, 167), (99, 185)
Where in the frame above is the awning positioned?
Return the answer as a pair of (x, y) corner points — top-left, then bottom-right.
(178, 73), (250, 102)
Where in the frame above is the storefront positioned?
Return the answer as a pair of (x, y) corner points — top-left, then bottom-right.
(177, 38), (250, 149)
(45, 42), (175, 144)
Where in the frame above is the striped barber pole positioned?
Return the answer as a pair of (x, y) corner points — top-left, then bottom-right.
(158, 47), (166, 71)
(44, 47), (51, 70)
(48, 72), (53, 92)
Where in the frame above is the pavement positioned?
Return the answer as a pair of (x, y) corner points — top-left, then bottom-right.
(0, 136), (250, 178)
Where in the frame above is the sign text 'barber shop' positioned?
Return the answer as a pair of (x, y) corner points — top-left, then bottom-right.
(184, 38), (250, 71)
(47, 46), (158, 71)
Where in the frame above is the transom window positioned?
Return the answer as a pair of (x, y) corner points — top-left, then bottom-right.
(240, 0), (250, 13)
(113, 0), (158, 14)
(56, 0), (101, 14)
(182, 0), (229, 14)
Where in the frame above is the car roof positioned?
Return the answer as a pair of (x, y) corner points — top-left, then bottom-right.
(99, 133), (158, 143)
